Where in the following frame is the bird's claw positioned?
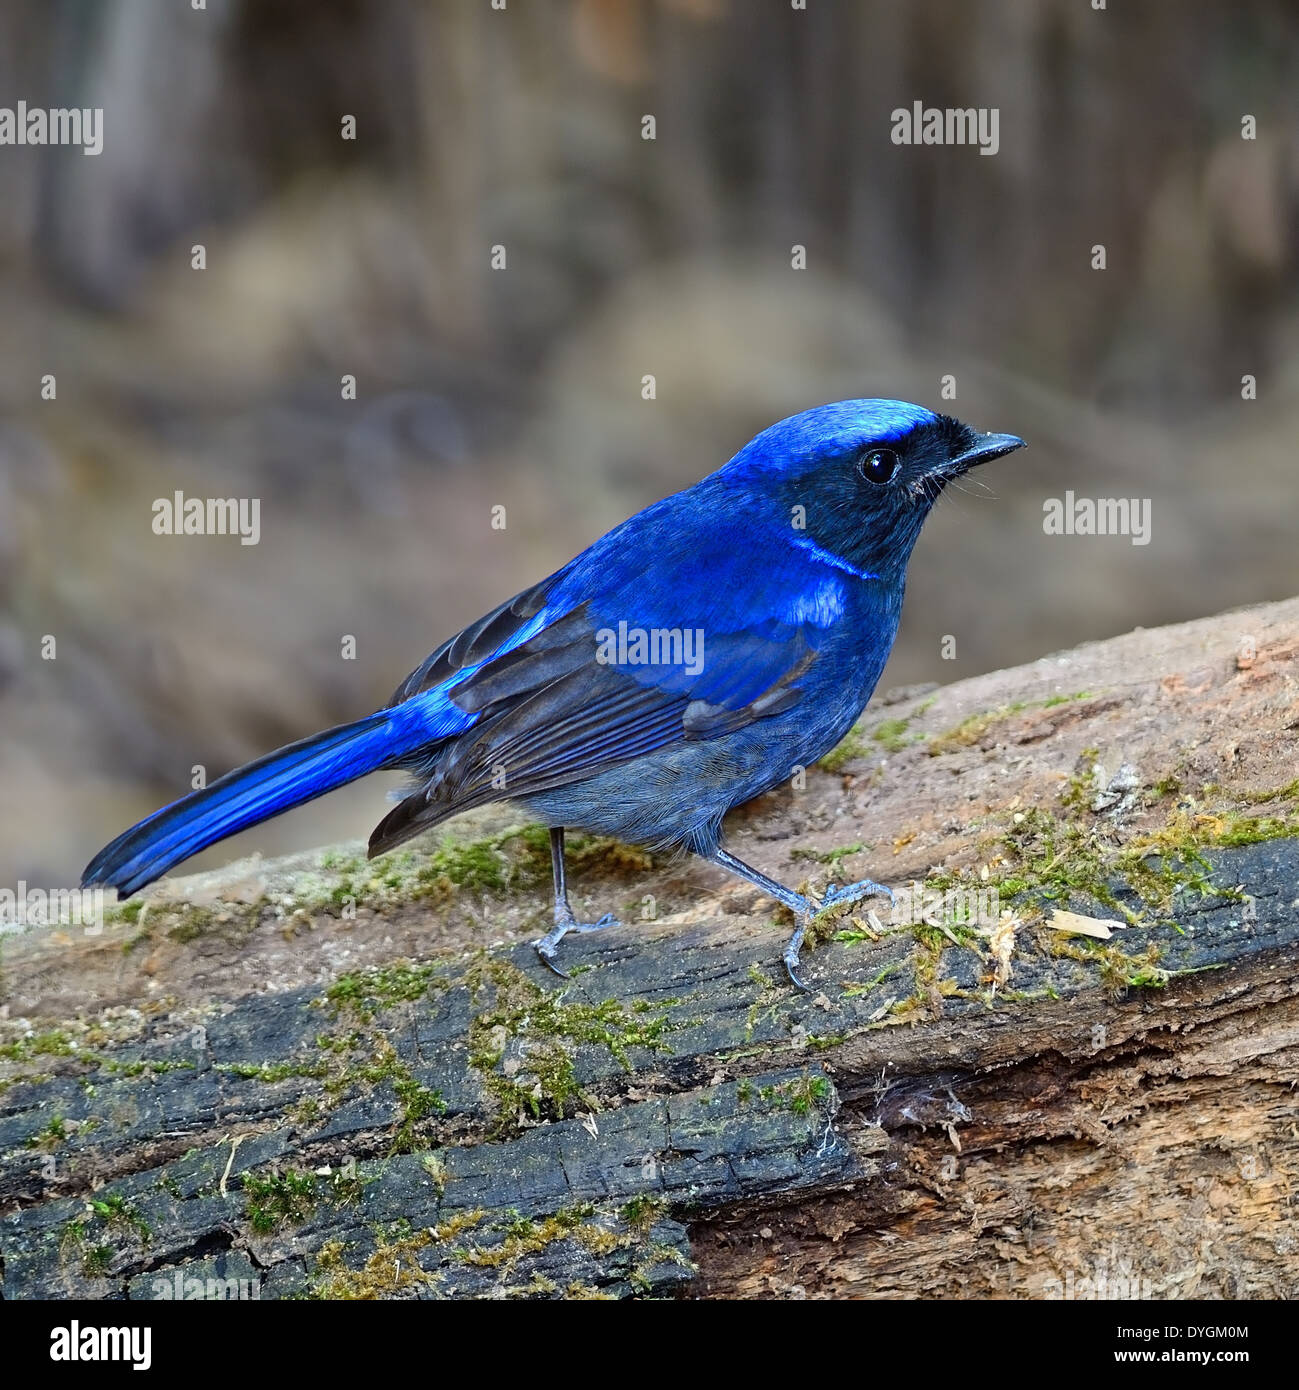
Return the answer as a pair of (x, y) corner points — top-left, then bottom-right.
(782, 922), (811, 993)
(533, 913), (621, 977)
(783, 947), (812, 994)
(782, 879), (894, 991)
(535, 942), (570, 979)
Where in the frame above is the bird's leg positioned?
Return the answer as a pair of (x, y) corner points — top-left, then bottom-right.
(533, 827), (620, 978)
(706, 848), (894, 992)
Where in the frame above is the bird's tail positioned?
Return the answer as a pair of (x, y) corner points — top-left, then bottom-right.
(82, 709), (426, 898)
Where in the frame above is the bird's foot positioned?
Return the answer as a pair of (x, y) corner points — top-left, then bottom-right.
(534, 912), (620, 978)
(782, 879), (894, 992)
(782, 921), (812, 994)
(818, 878), (895, 914)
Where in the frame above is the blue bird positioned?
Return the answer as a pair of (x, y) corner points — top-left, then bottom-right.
(83, 400), (1023, 987)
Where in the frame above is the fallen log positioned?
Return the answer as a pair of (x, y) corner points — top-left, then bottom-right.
(3, 597), (1297, 1299)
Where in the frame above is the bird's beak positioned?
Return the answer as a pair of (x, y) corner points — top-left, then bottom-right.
(950, 431), (1026, 472)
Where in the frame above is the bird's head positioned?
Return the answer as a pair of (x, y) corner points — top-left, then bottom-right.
(723, 398), (1025, 580)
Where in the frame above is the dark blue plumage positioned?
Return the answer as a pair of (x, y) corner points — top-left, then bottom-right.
(83, 399), (1024, 985)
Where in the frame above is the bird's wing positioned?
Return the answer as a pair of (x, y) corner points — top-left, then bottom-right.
(370, 518), (851, 855)
(388, 569), (564, 706)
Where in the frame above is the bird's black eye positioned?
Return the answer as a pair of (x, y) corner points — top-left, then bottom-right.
(856, 447), (899, 485)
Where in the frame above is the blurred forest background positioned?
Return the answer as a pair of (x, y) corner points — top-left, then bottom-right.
(1, 0), (1296, 888)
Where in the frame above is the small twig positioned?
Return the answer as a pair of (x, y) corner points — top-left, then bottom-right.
(219, 1133), (245, 1198)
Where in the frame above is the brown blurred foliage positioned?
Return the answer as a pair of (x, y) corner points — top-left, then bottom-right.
(0, 0), (1296, 884)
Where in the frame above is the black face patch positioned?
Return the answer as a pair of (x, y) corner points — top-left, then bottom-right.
(773, 412), (1011, 582)
(891, 414), (984, 478)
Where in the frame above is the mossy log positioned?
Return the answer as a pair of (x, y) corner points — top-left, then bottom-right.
(3, 597), (1298, 1299)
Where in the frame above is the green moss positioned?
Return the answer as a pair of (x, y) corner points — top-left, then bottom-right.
(1125, 804), (1299, 874)
(1049, 937), (1169, 992)
(307, 1196), (670, 1299)
(918, 786), (1296, 1000)
(424, 831), (534, 894)
(406, 823), (650, 903)
(1060, 748), (1102, 812)
(982, 806), (1131, 916)
(1238, 777), (1299, 805)
(26, 1113), (68, 1150)
(504, 1273), (559, 1298)
(791, 842), (869, 866)
(431, 1209), (486, 1242)
(464, 956), (673, 1131)
(820, 713), (918, 771)
(619, 1194), (664, 1233)
(758, 1073), (831, 1116)
(390, 1072), (447, 1151)
(629, 1243), (697, 1292)
(324, 960), (443, 1021)
(928, 703), (1030, 756)
(90, 1192), (151, 1241)
(310, 1228), (441, 1300)
(332, 1038), (447, 1152)
(104, 898), (145, 926)
(841, 964), (899, 997)
(845, 919), (960, 1022)
(910, 928), (944, 996)
(866, 722), (911, 756)
(241, 1162), (367, 1236)
(936, 778), (1295, 934)
(575, 1222), (626, 1256)
(819, 727), (869, 772)
(438, 1202), (636, 1281)
(744, 963), (784, 1038)
(454, 1206), (598, 1270)
(564, 834), (656, 878)
(421, 1152), (448, 1196)
(61, 1190), (152, 1273)
(1043, 689), (1093, 707)
(567, 1281), (617, 1299)
(0, 1028), (197, 1080)
(99, 1056), (196, 1078)
(218, 1059), (329, 1083)
(0, 1030), (76, 1062)
(164, 903), (242, 944)
(872, 718), (914, 754)
(301, 960), (455, 1151)
(242, 1168), (319, 1234)
(928, 694), (1093, 757)
(101, 819), (658, 951)
(1206, 814), (1299, 847)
